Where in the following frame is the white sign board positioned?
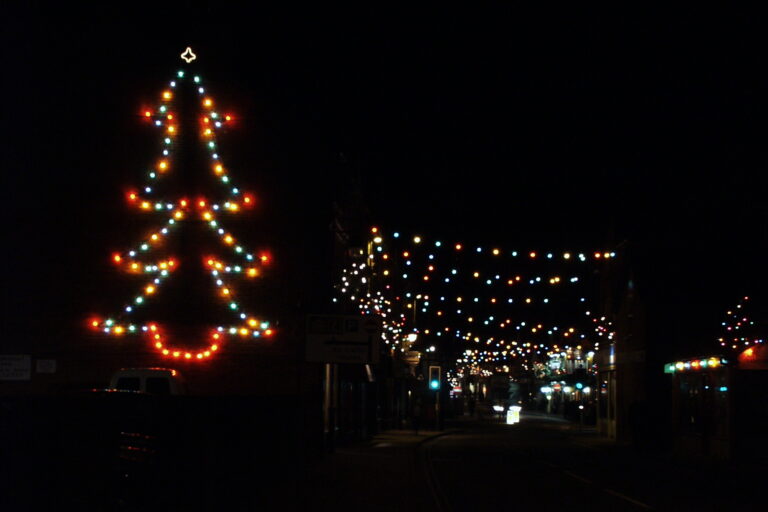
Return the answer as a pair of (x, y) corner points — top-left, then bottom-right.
(0, 355), (32, 381)
(306, 314), (380, 364)
(507, 406), (521, 425)
(36, 359), (57, 374)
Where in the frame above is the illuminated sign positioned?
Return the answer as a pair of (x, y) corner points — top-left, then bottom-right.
(507, 406), (521, 424)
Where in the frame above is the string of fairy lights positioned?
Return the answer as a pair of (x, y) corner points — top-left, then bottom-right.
(336, 227), (617, 375)
(89, 48), (274, 361)
(718, 296), (763, 351)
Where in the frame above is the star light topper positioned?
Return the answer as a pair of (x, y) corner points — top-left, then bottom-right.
(181, 47), (197, 63)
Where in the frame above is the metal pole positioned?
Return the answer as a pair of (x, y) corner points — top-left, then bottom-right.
(328, 363), (338, 452)
(323, 363), (330, 448)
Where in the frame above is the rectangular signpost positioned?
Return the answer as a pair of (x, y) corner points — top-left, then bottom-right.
(307, 314), (382, 453)
(306, 314), (381, 364)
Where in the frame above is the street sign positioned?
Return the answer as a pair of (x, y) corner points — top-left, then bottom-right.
(36, 359), (57, 374)
(306, 314), (381, 364)
(0, 355), (31, 381)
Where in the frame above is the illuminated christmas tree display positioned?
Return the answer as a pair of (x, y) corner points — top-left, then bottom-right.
(337, 227), (616, 377)
(718, 295), (763, 352)
(88, 47), (274, 361)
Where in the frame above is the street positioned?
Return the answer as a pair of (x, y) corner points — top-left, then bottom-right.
(308, 412), (766, 512)
(424, 415), (654, 511)
(3, 394), (766, 511)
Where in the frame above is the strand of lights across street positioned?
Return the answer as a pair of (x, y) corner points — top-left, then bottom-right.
(336, 227), (618, 375)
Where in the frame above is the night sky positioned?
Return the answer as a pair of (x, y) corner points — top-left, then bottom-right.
(2, 4), (767, 357)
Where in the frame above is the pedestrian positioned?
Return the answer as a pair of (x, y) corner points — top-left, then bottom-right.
(413, 396), (422, 435)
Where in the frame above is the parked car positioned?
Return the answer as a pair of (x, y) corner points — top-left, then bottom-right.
(109, 367), (187, 395)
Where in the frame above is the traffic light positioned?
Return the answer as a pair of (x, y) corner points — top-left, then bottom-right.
(429, 366), (440, 390)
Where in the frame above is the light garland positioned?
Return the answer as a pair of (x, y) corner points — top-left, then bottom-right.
(89, 50), (274, 361)
(664, 356), (728, 374)
(337, 226), (617, 374)
(717, 296), (764, 351)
